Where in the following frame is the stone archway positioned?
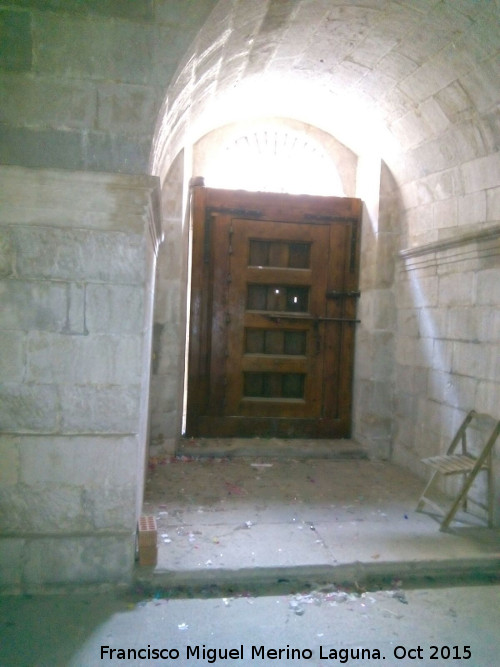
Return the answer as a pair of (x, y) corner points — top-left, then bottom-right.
(149, 113), (401, 461)
(149, 0), (500, 512)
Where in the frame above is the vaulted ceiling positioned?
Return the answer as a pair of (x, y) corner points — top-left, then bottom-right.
(153, 0), (500, 194)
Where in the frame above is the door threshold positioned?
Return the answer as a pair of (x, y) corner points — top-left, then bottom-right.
(177, 437), (368, 460)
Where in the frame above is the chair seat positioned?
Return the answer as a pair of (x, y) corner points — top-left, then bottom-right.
(416, 410), (499, 530)
(421, 453), (488, 475)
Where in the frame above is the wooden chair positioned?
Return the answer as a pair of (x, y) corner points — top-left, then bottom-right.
(416, 410), (500, 531)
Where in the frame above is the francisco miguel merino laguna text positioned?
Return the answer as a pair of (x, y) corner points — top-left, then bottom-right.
(100, 644), (385, 662)
(100, 645), (312, 661)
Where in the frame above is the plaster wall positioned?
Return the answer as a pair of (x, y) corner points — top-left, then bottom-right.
(0, 166), (161, 592)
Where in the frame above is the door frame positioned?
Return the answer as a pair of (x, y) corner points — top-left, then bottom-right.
(186, 186), (362, 438)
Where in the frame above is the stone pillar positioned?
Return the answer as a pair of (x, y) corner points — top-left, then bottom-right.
(352, 159), (400, 459)
(149, 150), (187, 451)
(0, 166), (162, 592)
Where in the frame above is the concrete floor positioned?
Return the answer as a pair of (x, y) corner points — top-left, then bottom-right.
(140, 440), (500, 593)
(1, 440), (499, 666)
(1, 585), (500, 666)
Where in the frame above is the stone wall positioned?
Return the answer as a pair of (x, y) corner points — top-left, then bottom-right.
(149, 150), (187, 448)
(393, 227), (500, 524)
(352, 160), (400, 459)
(0, 0), (217, 173)
(0, 166), (161, 592)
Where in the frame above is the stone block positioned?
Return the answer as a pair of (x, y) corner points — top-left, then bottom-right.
(0, 332), (24, 382)
(30, 0), (154, 20)
(149, 373), (179, 412)
(426, 400), (464, 444)
(397, 273), (439, 309)
(0, 278), (68, 332)
(461, 53), (500, 113)
(395, 364), (415, 396)
(432, 196), (458, 230)
(368, 436), (392, 460)
(33, 13), (154, 85)
(60, 384), (141, 433)
(0, 538), (25, 590)
(475, 380), (500, 417)
(484, 344), (500, 383)
(19, 435), (138, 487)
(85, 284), (145, 334)
(154, 0), (217, 27)
(0, 436), (20, 485)
(149, 409), (179, 441)
(0, 383), (59, 432)
(396, 334), (430, 368)
(435, 80), (474, 122)
(427, 369), (477, 408)
(368, 380), (395, 419)
(394, 390), (418, 420)
(152, 25), (197, 87)
(0, 125), (84, 170)
(420, 96), (450, 135)
(66, 282), (86, 334)
(153, 278), (183, 322)
(461, 153), (500, 194)
(366, 331), (394, 381)
(3, 480), (135, 537)
(0, 485), (89, 533)
(0, 9), (32, 71)
(11, 226), (144, 283)
(0, 73), (97, 129)
(446, 306), (478, 341)
(486, 186), (500, 221)
(457, 190), (487, 227)
(483, 307), (500, 343)
(82, 129), (151, 174)
(153, 324), (182, 375)
(0, 228), (13, 277)
(23, 535), (134, 586)
(391, 110), (432, 150)
(397, 308), (419, 337)
(418, 306), (446, 339)
(90, 486), (137, 531)
(451, 340), (487, 378)
(0, 166), (158, 225)
(432, 338), (453, 372)
(476, 267), (500, 305)
(96, 82), (159, 133)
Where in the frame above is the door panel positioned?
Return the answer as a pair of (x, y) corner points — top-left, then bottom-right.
(186, 187), (361, 438)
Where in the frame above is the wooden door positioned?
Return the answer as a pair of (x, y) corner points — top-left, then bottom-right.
(186, 187), (361, 438)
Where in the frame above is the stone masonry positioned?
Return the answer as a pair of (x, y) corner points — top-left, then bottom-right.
(0, 167), (161, 590)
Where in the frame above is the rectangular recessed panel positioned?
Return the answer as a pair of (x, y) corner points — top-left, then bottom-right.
(245, 329), (265, 353)
(244, 329), (307, 355)
(243, 372), (305, 398)
(284, 330), (307, 355)
(249, 240), (311, 268)
(289, 242), (310, 268)
(247, 285), (309, 312)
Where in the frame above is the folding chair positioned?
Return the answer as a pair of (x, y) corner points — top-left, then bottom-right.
(416, 410), (500, 531)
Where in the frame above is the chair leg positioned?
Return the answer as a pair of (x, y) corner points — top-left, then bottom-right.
(487, 451), (493, 529)
(416, 470), (439, 512)
(440, 466), (488, 531)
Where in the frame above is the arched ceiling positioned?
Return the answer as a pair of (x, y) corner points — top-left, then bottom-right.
(152, 0), (499, 192)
